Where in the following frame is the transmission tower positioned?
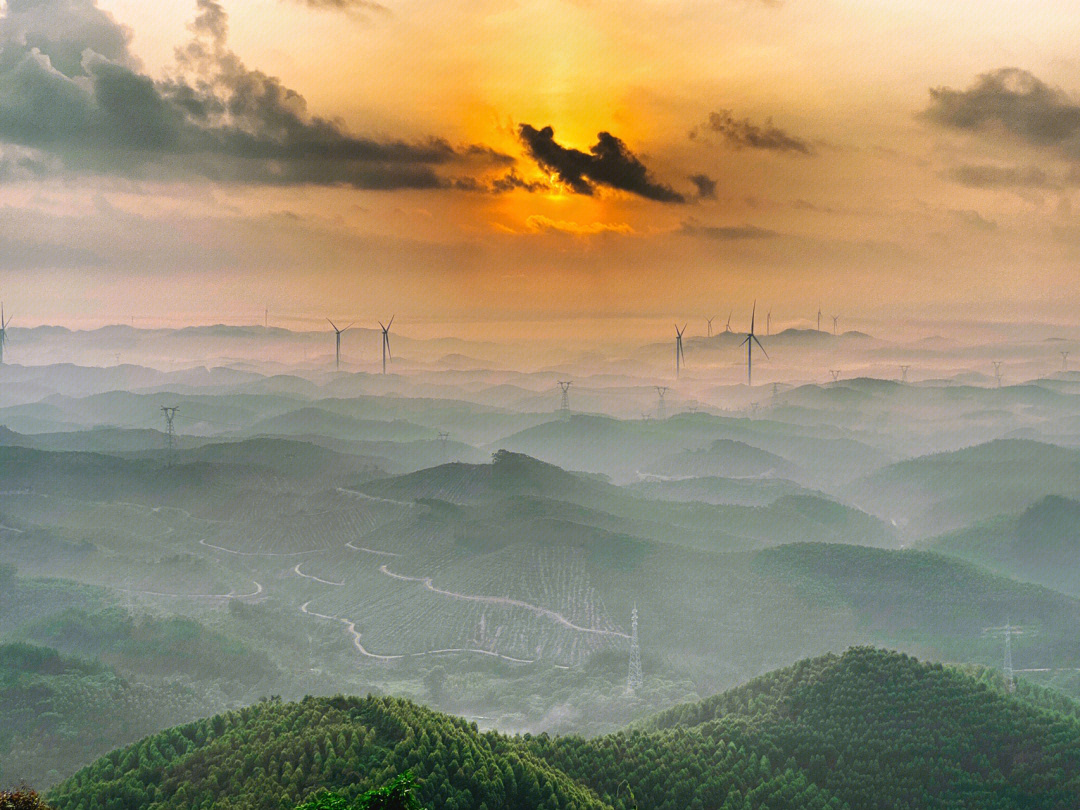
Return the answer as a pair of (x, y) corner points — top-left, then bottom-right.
(899, 364), (910, 383)
(557, 381), (572, 420)
(829, 369), (841, 383)
(161, 406), (179, 467)
(1062, 351), (1070, 373)
(437, 430), (450, 460)
(992, 361), (1003, 388)
(985, 622), (1026, 693)
(627, 605), (643, 693)
(655, 386), (668, 420)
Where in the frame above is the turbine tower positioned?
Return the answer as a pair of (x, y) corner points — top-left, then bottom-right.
(557, 381), (572, 419)
(160, 406), (179, 467)
(674, 324), (687, 378)
(706, 316), (715, 337)
(627, 605), (643, 693)
(1062, 351), (1070, 372)
(741, 302), (768, 387)
(655, 386), (668, 420)
(992, 360), (1003, 388)
(379, 316), (395, 374)
(832, 315), (840, 335)
(327, 319), (352, 370)
(900, 364), (910, 383)
(0, 303), (10, 365)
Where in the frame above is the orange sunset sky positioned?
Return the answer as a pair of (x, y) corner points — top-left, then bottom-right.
(2, 0), (1080, 335)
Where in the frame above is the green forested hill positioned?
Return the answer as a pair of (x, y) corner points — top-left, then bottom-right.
(48, 648), (1080, 810)
(639, 647), (1080, 809)
(0, 644), (209, 789)
(49, 695), (611, 810)
(926, 495), (1080, 596)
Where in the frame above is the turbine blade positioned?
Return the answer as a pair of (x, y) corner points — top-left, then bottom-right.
(750, 301), (756, 334)
(342, 322), (355, 332)
(388, 315), (395, 328)
(328, 319), (338, 331)
(753, 335), (769, 358)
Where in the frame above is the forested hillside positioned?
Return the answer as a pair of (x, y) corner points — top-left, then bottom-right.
(49, 648), (1080, 810)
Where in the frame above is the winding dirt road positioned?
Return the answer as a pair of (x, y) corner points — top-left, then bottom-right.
(378, 564), (629, 639)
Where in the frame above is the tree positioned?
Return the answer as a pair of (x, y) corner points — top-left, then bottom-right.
(295, 772), (424, 810)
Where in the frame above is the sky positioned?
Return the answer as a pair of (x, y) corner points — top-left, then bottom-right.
(2, 0), (1080, 337)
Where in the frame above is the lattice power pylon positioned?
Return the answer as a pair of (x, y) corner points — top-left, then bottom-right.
(627, 606), (643, 693)
(557, 381), (572, 420)
(161, 406), (179, 467)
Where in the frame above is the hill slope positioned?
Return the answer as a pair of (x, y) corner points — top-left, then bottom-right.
(927, 495), (1080, 596)
(49, 649), (1080, 810)
(637, 647), (1080, 809)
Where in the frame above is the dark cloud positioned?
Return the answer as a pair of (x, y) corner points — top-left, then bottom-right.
(949, 209), (997, 231)
(518, 124), (685, 202)
(689, 173), (717, 200)
(680, 221), (778, 239)
(949, 163), (1057, 188)
(925, 68), (1080, 152)
(0, 0), (508, 188)
(694, 110), (813, 154)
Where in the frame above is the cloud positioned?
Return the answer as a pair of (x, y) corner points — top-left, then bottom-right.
(924, 68), (1080, 153)
(949, 209), (997, 230)
(0, 0), (508, 188)
(694, 110), (813, 154)
(518, 124), (685, 202)
(680, 220), (778, 239)
(286, 0), (388, 13)
(524, 215), (634, 235)
(688, 173), (717, 200)
(948, 163), (1057, 188)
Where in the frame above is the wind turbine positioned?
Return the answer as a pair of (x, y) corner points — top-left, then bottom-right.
(706, 316), (715, 337)
(0, 303), (9, 365)
(674, 324), (687, 378)
(832, 315), (840, 335)
(740, 302), (768, 386)
(724, 310), (733, 334)
(327, 319), (352, 370)
(379, 316), (395, 374)
(817, 307), (822, 332)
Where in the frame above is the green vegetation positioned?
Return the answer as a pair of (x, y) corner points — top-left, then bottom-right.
(927, 495), (1080, 596)
(49, 649), (1080, 810)
(0, 643), (209, 788)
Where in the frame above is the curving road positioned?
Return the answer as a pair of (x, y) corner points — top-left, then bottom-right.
(378, 564), (629, 639)
(293, 563), (343, 586)
(200, 538), (323, 557)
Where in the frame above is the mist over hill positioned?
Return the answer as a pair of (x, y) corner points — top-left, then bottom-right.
(5, 322), (1080, 800)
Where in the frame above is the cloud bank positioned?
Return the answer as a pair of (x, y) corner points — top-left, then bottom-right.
(0, 0), (506, 188)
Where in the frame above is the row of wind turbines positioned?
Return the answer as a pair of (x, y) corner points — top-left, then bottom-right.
(679, 303), (789, 385)
(704, 307), (842, 339)
(327, 317), (395, 373)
